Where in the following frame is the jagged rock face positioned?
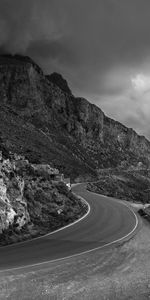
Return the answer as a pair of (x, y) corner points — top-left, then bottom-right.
(0, 153), (30, 233)
(46, 72), (72, 95)
(0, 56), (47, 115)
(0, 54), (150, 179)
(0, 151), (87, 244)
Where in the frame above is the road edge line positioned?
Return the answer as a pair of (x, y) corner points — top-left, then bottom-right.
(1, 189), (90, 249)
(1, 189), (138, 273)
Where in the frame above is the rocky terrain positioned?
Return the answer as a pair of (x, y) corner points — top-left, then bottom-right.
(0, 150), (87, 246)
(0, 54), (150, 182)
(46, 72), (73, 95)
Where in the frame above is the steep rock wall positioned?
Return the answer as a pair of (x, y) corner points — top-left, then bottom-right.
(0, 54), (150, 176)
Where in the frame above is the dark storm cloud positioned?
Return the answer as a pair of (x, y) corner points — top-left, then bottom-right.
(0, 0), (65, 53)
(27, 0), (150, 97)
(0, 0), (35, 53)
(1, 0), (150, 137)
(1, 0), (150, 79)
(27, 39), (79, 67)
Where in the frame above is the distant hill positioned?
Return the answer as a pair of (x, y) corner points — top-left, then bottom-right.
(0, 54), (150, 181)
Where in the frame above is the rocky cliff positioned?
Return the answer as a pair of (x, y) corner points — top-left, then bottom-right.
(0, 54), (150, 181)
(46, 72), (72, 95)
(0, 151), (86, 245)
(0, 152), (30, 234)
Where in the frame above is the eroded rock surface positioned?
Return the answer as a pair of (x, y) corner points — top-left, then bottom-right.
(0, 153), (30, 233)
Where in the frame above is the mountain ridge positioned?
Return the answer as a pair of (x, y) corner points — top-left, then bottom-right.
(0, 54), (149, 180)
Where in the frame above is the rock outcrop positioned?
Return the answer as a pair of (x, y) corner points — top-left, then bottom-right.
(0, 153), (30, 234)
(0, 151), (87, 245)
(46, 72), (72, 95)
(0, 54), (150, 180)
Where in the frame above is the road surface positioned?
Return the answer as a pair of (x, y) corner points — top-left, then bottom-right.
(0, 183), (138, 271)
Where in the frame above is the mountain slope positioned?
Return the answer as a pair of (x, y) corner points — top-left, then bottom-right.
(0, 54), (150, 181)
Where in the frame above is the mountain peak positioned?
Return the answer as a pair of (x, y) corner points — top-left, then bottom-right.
(46, 72), (72, 95)
(0, 54), (43, 75)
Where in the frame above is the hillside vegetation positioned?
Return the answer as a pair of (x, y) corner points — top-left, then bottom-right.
(87, 169), (150, 203)
(0, 151), (87, 246)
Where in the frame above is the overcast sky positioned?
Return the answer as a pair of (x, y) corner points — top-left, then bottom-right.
(1, 0), (150, 138)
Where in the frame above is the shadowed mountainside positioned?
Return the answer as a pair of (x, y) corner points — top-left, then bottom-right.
(0, 54), (150, 181)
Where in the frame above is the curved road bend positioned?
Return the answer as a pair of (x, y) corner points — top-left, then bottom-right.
(0, 183), (138, 271)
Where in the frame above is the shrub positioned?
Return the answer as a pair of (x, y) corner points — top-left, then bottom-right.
(56, 182), (69, 196)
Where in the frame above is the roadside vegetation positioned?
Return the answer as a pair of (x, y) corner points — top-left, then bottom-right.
(87, 169), (150, 203)
(0, 154), (88, 246)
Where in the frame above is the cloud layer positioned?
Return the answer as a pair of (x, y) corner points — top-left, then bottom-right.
(1, 0), (150, 138)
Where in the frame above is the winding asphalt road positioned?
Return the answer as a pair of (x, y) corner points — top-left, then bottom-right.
(0, 184), (138, 271)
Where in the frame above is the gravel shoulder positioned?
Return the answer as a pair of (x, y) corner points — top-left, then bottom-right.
(0, 208), (150, 300)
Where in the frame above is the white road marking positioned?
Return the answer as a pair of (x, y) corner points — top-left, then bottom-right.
(0, 189), (139, 273)
(2, 192), (90, 249)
